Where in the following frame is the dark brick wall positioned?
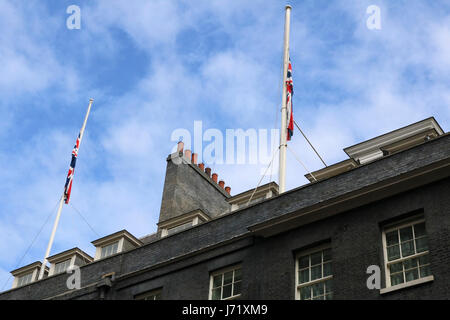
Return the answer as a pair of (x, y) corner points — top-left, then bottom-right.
(115, 178), (449, 300)
(105, 177), (450, 300)
(158, 154), (231, 223)
(1, 135), (448, 300)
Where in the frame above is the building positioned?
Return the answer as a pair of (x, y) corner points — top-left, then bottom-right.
(0, 117), (448, 300)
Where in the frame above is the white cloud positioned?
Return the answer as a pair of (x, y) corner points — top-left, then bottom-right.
(0, 0), (449, 293)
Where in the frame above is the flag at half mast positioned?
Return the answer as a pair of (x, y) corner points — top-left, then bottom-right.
(286, 58), (294, 141)
(63, 133), (80, 204)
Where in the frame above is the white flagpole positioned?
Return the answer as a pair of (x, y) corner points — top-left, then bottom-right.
(279, 5), (292, 194)
(38, 98), (94, 280)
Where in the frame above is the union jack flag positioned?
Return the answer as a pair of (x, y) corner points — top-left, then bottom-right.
(286, 58), (294, 141)
(63, 133), (80, 204)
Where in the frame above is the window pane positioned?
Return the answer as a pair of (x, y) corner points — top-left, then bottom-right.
(312, 282), (324, 297)
(420, 265), (431, 278)
(323, 262), (332, 277)
(325, 279), (333, 293)
(325, 293), (333, 300)
(391, 273), (404, 286)
(419, 254), (430, 266)
(401, 241), (415, 257)
(311, 252), (322, 265)
(233, 281), (241, 296)
(404, 258), (418, 270)
(405, 269), (419, 282)
(323, 249), (332, 262)
(415, 237), (428, 253)
(387, 245), (400, 261)
(222, 284), (232, 299)
(299, 269), (309, 284)
(112, 242), (118, 254)
(213, 275), (222, 288)
(400, 226), (413, 242)
(234, 268), (242, 282)
(300, 286), (311, 300)
(298, 256), (309, 269)
(223, 271), (233, 285)
(390, 262), (403, 273)
(386, 231), (399, 246)
(311, 265), (321, 281)
(211, 288), (221, 300)
(55, 260), (70, 274)
(18, 273), (33, 287)
(414, 223), (426, 238)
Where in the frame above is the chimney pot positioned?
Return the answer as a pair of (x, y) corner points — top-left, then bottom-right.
(225, 186), (231, 194)
(219, 180), (225, 188)
(199, 163), (205, 171)
(205, 167), (211, 177)
(212, 173), (218, 183)
(191, 153), (198, 165)
(177, 141), (184, 154)
(184, 149), (192, 162)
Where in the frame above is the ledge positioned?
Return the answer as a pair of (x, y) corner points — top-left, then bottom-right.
(380, 276), (434, 295)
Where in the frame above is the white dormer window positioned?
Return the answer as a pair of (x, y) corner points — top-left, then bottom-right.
(17, 272), (33, 287)
(47, 248), (93, 277)
(226, 182), (279, 212)
(158, 209), (211, 238)
(54, 259), (71, 275)
(92, 230), (142, 261)
(10, 261), (47, 289)
(166, 221), (193, 236)
(101, 241), (119, 259)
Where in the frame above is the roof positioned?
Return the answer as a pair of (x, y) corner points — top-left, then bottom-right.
(91, 229), (143, 247)
(305, 117), (445, 182)
(46, 247), (93, 264)
(227, 182), (279, 205)
(10, 261), (47, 276)
(344, 117), (444, 163)
(1, 132), (448, 299)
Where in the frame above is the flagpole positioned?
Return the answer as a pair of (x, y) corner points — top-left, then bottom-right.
(38, 98), (94, 280)
(279, 5), (291, 194)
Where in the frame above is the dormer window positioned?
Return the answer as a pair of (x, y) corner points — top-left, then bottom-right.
(158, 209), (211, 238)
(166, 221), (193, 236)
(17, 272), (33, 287)
(101, 241), (119, 259)
(10, 261), (48, 289)
(227, 182), (279, 212)
(47, 247), (93, 277)
(92, 230), (142, 261)
(54, 259), (71, 275)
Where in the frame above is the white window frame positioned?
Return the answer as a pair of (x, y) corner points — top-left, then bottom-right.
(209, 265), (242, 300)
(17, 272), (34, 287)
(381, 217), (433, 292)
(100, 241), (119, 259)
(295, 244), (333, 300)
(54, 259), (72, 275)
(166, 220), (194, 236)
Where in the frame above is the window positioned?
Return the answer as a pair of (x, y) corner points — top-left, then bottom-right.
(210, 265), (242, 300)
(135, 289), (162, 300)
(101, 241), (119, 259)
(166, 221), (193, 236)
(17, 272), (33, 287)
(296, 247), (333, 300)
(383, 219), (431, 288)
(54, 259), (71, 275)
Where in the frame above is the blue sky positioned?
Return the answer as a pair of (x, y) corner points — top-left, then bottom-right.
(0, 0), (449, 290)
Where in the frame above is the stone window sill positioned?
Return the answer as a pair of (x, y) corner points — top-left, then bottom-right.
(380, 275), (434, 295)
